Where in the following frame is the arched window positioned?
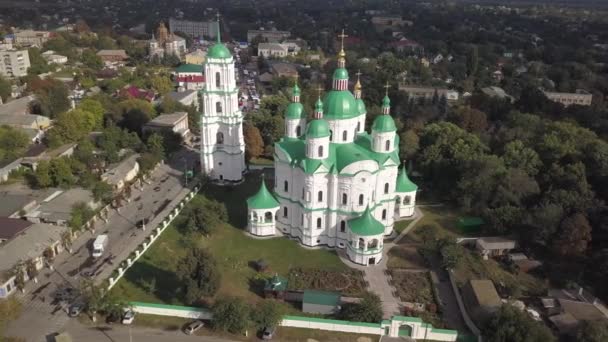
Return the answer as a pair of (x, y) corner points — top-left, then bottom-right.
(404, 196), (411, 205)
(216, 132), (224, 144)
(358, 238), (365, 250)
(395, 196), (401, 205)
(384, 183), (389, 194)
(342, 193), (348, 205)
(215, 72), (221, 88)
(369, 239), (379, 249)
(385, 140), (391, 151)
(318, 191), (323, 202)
(216, 101), (223, 113)
(358, 194), (364, 205)
(264, 212), (273, 222)
(329, 130), (333, 141)
(296, 126), (301, 136)
(316, 218), (322, 229)
(283, 207), (288, 218)
(283, 180), (289, 192)
(301, 188), (305, 200)
(252, 212), (258, 221)
(301, 214), (304, 225)
(382, 209), (387, 220)
(342, 130), (347, 141)
(318, 145), (324, 158)
(356, 122), (361, 132)
(340, 220), (346, 232)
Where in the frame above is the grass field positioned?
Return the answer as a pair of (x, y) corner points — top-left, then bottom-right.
(110, 172), (353, 306)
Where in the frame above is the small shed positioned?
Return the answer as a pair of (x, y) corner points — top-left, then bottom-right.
(476, 237), (516, 259)
(302, 290), (341, 315)
(462, 279), (501, 323)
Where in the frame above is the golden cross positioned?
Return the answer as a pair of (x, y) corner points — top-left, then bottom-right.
(356, 70), (362, 80)
(338, 29), (348, 51)
(383, 82), (390, 96)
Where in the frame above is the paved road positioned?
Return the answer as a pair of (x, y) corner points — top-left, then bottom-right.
(61, 320), (238, 342)
(6, 148), (199, 342)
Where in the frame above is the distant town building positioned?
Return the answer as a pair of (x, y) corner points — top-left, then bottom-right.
(398, 85), (459, 102)
(101, 154), (140, 192)
(41, 50), (68, 65)
(247, 29), (291, 43)
(185, 49), (205, 65)
(96, 50), (128, 64)
(12, 29), (52, 47)
(168, 90), (199, 109)
(481, 86), (514, 102)
(174, 63), (204, 91)
(270, 62), (298, 78)
(389, 38), (421, 53)
(0, 49), (30, 78)
(143, 112), (190, 138)
(149, 22), (187, 59)
(371, 16), (412, 31)
(475, 237), (516, 260)
(543, 89), (593, 107)
(257, 43), (300, 58)
(118, 85), (155, 102)
(23, 188), (98, 226)
(168, 17), (218, 39)
(0, 95), (36, 115)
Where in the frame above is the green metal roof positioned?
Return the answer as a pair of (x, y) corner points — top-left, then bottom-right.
(286, 102), (304, 120)
(382, 95), (391, 107)
(264, 274), (288, 292)
(207, 43), (231, 59)
(175, 63), (202, 73)
(333, 68), (349, 80)
(293, 84), (301, 96)
(372, 115), (397, 132)
(396, 167), (418, 192)
(348, 206), (385, 236)
(306, 119), (330, 138)
(247, 180), (280, 209)
(303, 290), (340, 306)
(274, 133), (400, 175)
(356, 98), (367, 115)
(323, 90), (359, 120)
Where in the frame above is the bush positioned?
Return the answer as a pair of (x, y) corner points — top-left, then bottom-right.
(211, 296), (250, 334)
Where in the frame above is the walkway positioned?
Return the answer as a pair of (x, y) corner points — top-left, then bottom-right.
(339, 208), (424, 318)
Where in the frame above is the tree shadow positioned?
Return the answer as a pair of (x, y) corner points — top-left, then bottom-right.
(122, 260), (183, 304)
(247, 277), (266, 298)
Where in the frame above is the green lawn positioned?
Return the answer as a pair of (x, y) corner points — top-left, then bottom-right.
(110, 171), (352, 306)
(249, 157), (274, 166)
(393, 219), (414, 234)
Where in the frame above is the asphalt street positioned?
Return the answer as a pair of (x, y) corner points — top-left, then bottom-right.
(6, 148), (199, 342)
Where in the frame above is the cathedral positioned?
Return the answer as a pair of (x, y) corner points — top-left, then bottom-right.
(148, 21), (187, 59)
(199, 21), (246, 182)
(246, 34), (418, 266)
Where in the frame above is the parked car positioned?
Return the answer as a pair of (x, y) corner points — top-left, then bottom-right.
(106, 312), (120, 324)
(184, 320), (205, 335)
(122, 310), (135, 324)
(262, 326), (275, 340)
(68, 303), (84, 317)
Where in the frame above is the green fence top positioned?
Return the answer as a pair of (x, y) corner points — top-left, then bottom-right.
(130, 301), (210, 313)
(282, 315), (382, 328)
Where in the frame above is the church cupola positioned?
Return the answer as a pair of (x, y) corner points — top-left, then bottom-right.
(284, 78), (306, 138)
(306, 97), (330, 159)
(371, 87), (397, 153)
(332, 29), (349, 91)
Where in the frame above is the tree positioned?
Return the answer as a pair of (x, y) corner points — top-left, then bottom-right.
(11, 263), (26, 293)
(552, 213), (592, 257)
(69, 202), (95, 232)
(0, 75), (10, 102)
(25, 259), (39, 283)
(31, 78), (70, 118)
(483, 305), (555, 342)
(34, 160), (52, 188)
(243, 123), (264, 162)
(50, 108), (100, 143)
(212, 296), (251, 334)
(438, 238), (465, 269)
(251, 299), (285, 330)
(576, 320), (608, 342)
(146, 133), (165, 159)
(466, 45), (479, 77)
(49, 157), (76, 188)
(339, 292), (383, 323)
(79, 98), (105, 121)
(0, 297), (22, 337)
(399, 130), (419, 161)
(112, 99), (156, 130)
(81, 49), (103, 70)
(177, 247), (221, 304)
(502, 140), (542, 176)
(449, 106), (488, 133)
(0, 126), (31, 163)
(149, 75), (173, 95)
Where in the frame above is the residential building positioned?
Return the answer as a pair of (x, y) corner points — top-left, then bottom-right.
(543, 89), (593, 107)
(302, 290), (341, 314)
(247, 29), (291, 43)
(389, 39), (421, 53)
(41, 51), (68, 65)
(185, 49), (205, 65)
(23, 188), (98, 226)
(168, 18), (218, 39)
(0, 95), (36, 116)
(200, 21), (246, 183)
(96, 50), (128, 64)
(0, 49), (31, 78)
(398, 85), (459, 102)
(0, 222), (65, 298)
(0, 114), (50, 130)
(101, 154), (140, 192)
(118, 85), (155, 102)
(549, 298), (608, 336)
(12, 30), (52, 47)
(143, 112), (190, 138)
(258, 43), (289, 58)
(481, 86), (514, 102)
(168, 90), (199, 109)
(0, 189), (55, 217)
(174, 63), (205, 91)
(462, 280), (501, 323)
(371, 16), (412, 31)
(0, 218), (32, 243)
(475, 237), (516, 259)
(270, 62), (298, 78)
(246, 46), (417, 266)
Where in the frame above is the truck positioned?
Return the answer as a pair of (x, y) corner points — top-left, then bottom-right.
(91, 234), (109, 258)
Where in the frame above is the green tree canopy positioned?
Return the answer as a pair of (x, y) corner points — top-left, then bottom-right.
(482, 305), (555, 342)
(339, 292), (383, 323)
(176, 247), (221, 304)
(251, 299), (285, 330)
(211, 296), (251, 334)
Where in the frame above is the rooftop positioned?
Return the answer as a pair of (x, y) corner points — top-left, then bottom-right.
(168, 90), (197, 102)
(558, 298), (608, 322)
(0, 95), (36, 116)
(0, 217), (32, 241)
(0, 114), (50, 128)
(175, 63), (203, 74)
(476, 237), (516, 250)
(25, 188), (97, 223)
(466, 279), (501, 307)
(96, 49), (128, 57)
(146, 112), (188, 127)
(0, 222), (64, 273)
(0, 187), (55, 217)
(101, 154), (140, 186)
(258, 43), (288, 52)
(303, 290), (340, 306)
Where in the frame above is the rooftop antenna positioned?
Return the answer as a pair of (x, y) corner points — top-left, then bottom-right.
(216, 12), (221, 44)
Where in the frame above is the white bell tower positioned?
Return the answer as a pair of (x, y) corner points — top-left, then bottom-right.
(200, 16), (245, 183)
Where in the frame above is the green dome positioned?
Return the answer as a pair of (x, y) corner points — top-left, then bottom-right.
(285, 102), (304, 119)
(348, 206), (385, 236)
(396, 167), (418, 192)
(323, 90), (359, 120)
(382, 95), (391, 107)
(372, 115), (396, 132)
(207, 43), (232, 59)
(293, 84), (301, 96)
(247, 180), (280, 209)
(306, 119), (330, 138)
(333, 68), (349, 80)
(356, 98), (367, 115)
